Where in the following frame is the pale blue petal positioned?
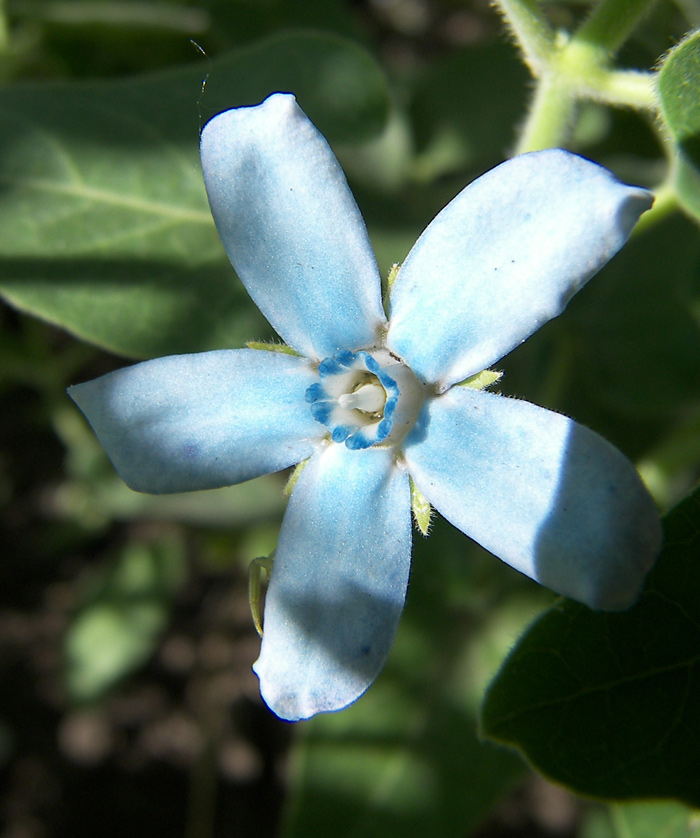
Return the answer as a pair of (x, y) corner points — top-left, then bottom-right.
(254, 443), (411, 721)
(68, 350), (323, 493)
(387, 150), (654, 389)
(200, 94), (386, 360)
(403, 387), (661, 610)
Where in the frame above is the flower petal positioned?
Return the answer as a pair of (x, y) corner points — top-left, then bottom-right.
(387, 150), (654, 389)
(200, 94), (386, 360)
(254, 443), (411, 721)
(68, 350), (323, 493)
(402, 387), (661, 610)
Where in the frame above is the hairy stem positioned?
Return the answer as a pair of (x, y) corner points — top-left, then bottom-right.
(515, 75), (576, 153)
(575, 0), (659, 56)
(492, 0), (555, 75)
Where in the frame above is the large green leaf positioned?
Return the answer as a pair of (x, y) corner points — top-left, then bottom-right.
(481, 485), (700, 806)
(658, 30), (700, 220)
(0, 30), (390, 358)
(281, 519), (543, 837)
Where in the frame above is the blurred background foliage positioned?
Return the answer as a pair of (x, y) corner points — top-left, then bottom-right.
(1, 0), (700, 836)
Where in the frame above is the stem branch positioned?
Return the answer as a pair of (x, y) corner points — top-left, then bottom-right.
(575, 0), (659, 56)
(492, 0), (555, 74)
(515, 75), (576, 153)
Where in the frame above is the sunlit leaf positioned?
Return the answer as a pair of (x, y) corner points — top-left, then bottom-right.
(0, 31), (390, 358)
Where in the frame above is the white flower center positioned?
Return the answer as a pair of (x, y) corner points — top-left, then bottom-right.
(305, 349), (425, 450)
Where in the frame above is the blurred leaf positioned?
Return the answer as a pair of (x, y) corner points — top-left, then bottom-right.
(481, 485), (700, 807)
(658, 30), (700, 220)
(410, 40), (528, 178)
(0, 30), (390, 358)
(201, 31), (390, 144)
(282, 519), (541, 838)
(583, 801), (700, 838)
(204, 0), (366, 53)
(502, 210), (700, 465)
(568, 211), (700, 422)
(65, 536), (186, 702)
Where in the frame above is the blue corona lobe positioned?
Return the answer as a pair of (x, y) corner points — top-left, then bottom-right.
(305, 350), (398, 450)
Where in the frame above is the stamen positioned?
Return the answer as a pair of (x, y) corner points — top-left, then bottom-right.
(338, 383), (386, 413)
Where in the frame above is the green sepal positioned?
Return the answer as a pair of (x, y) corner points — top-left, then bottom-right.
(248, 554), (275, 637)
(386, 263), (400, 293)
(410, 477), (433, 536)
(383, 262), (401, 311)
(246, 340), (302, 356)
(284, 458), (311, 498)
(456, 369), (503, 390)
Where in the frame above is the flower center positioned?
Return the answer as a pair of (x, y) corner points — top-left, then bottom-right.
(305, 349), (425, 450)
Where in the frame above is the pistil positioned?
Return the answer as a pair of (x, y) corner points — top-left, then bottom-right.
(338, 383), (386, 414)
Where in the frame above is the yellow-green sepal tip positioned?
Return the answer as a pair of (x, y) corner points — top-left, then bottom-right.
(410, 476), (433, 536)
(456, 368), (503, 390)
(284, 458), (310, 497)
(246, 340), (301, 356)
(249, 554), (275, 637)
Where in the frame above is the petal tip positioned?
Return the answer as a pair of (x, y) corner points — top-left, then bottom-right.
(617, 186), (654, 235)
(201, 92), (298, 139)
(580, 503), (663, 612)
(253, 658), (361, 722)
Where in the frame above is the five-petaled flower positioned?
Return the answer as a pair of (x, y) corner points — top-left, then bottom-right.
(69, 93), (662, 722)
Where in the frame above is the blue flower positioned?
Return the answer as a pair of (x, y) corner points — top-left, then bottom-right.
(69, 93), (662, 722)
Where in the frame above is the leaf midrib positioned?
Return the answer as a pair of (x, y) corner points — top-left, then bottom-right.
(0, 173), (212, 224)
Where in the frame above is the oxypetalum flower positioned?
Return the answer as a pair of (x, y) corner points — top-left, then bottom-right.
(69, 93), (662, 722)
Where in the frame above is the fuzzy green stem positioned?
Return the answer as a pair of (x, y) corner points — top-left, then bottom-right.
(515, 75), (576, 153)
(492, 0), (555, 75)
(575, 0), (659, 56)
(632, 180), (678, 233)
(514, 34), (657, 155)
(589, 68), (658, 110)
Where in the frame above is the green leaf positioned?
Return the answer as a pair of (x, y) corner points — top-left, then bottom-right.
(659, 31), (700, 161)
(0, 30), (390, 358)
(502, 210), (700, 464)
(282, 519), (542, 837)
(658, 30), (700, 220)
(481, 485), (700, 807)
(65, 537), (186, 702)
(409, 40), (528, 179)
(567, 211), (700, 424)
